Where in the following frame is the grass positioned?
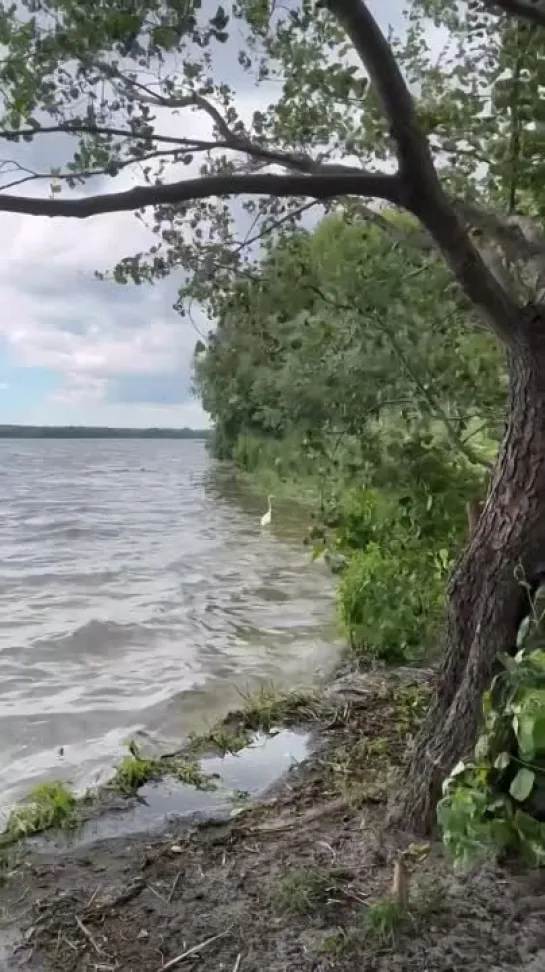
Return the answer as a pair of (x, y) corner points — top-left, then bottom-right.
(361, 899), (413, 946)
(188, 683), (330, 757)
(189, 725), (252, 756)
(320, 680), (431, 805)
(2, 781), (77, 842)
(112, 743), (218, 794)
(319, 872), (446, 956)
(272, 867), (344, 916)
(0, 682), (329, 847)
(239, 683), (330, 733)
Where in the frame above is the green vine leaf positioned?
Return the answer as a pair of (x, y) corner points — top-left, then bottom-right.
(509, 768), (535, 803)
(494, 752), (511, 771)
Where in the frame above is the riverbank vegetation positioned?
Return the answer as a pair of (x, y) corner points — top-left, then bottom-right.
(3, 0), (545, 965)
(189, 3), (545, 866)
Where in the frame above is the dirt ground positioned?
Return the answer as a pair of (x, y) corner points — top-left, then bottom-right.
(2, 669), (545, 972)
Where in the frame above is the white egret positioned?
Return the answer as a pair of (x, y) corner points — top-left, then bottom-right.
(261, 495), (273, 527)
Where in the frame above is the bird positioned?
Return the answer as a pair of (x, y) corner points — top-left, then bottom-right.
(260, 495), (273, 527)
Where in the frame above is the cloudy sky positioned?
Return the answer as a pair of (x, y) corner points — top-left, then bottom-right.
(0, 0), (426, 429)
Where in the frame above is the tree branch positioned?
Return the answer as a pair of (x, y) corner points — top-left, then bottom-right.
(0, 170), (403, 218)
(0, 122), (354, 177)
(307, 280), (492, 470)
(325, 0), (524, 345)
(0, 148), (196, 191)
(483, 0), (545, 28)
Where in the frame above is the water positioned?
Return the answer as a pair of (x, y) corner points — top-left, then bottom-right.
(0, 439), (337, 816)
(30, 729), (311, 851)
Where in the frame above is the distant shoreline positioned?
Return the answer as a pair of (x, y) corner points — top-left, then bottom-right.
(0, 425), (211, 439)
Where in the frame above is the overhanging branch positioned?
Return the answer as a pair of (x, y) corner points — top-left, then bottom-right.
(325, 0), (524, 344)
(483, 0), (545, 28)
(0, 170), (403, 218)
(0, 121), (352, 176)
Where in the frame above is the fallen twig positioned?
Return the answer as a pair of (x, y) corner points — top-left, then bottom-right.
(168, 872), (181, 903)
(233, 953), (242, 972)
(85, 885), (101, 910)
(158, 932), (228, 970)
(147, 883), (169, 905)
(75, 915), (102, 955)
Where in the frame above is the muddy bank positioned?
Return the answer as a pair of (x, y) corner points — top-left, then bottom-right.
(1, 666), (545, 972)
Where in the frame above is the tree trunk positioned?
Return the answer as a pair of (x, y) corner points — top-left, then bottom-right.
(390, 306), (545, 834)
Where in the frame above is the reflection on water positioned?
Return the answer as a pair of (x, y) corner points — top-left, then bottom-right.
(0, 440), (338, 812)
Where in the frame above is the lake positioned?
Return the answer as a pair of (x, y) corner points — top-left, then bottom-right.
(0, 439), (337, 815)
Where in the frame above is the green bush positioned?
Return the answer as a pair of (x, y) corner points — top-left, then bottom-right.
(337, 542), (445, 663)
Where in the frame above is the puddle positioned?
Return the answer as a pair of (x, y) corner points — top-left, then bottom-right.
(30, 729), (310, 851)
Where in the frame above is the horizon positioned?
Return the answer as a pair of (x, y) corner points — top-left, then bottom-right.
(0, 422), (210, 430)
(0, 423), (211, 437)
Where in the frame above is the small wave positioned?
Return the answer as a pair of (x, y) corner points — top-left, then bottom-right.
(0, 438), (336, 805)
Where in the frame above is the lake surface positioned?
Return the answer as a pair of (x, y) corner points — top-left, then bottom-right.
(0, 439), (337, 817)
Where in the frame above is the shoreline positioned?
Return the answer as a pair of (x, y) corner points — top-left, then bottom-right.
(1, 662), (544, 971)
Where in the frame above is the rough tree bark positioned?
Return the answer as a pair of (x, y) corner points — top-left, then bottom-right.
(391, 306), (545, 832)
(328, 0), (545, 833)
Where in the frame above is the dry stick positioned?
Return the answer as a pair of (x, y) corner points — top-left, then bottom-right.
(75, 915), (102, 955)
(147, 883), (169, 905)
(391, 856), (410, 907)
(157, 932), (228, 971)
(232, 953), (242, 972)
(167, 872), (181, 903)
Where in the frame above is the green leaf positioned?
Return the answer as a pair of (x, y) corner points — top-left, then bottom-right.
(509, 768), (535, 803)
(494, 751), (511, 770)
(474, 733), (489, 761)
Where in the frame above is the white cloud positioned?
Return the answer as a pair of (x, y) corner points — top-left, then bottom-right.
(0, 85), (269, 425)
(0, 1), (441, 427)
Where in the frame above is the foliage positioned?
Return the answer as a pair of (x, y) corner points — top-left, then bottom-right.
(438, 616), (545, 870)
(195, 208), (499, 664)
(337, 543), (444, 663)
(361, 900), (413, 947)
(238, 683), (328, 733)
(2, 781), (77, 841)
(194, 213), (505, 469)
(112, 742), (217, 794)
(189, 725), (251, 756)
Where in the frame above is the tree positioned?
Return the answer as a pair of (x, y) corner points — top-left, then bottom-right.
(196, 210), (505, 468)
(2, 0), (545, 832)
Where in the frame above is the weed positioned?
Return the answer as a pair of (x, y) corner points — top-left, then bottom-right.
(411, 875), (447, 917)
(3, 781), (77, 840)
(113, 751), (155, 793)
(190, 725), (251, 756)
(356, 877), (445, 951)
(240, 683), (327, 733)
(171, 759), (218, 790)
(321, 930), (351, 955)
(272, 867), (342, 915)
(112, 743), (217, 794)
(361, 899), (412, 946)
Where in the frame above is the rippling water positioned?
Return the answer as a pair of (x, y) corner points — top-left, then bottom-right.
(0, 439), (337, 811)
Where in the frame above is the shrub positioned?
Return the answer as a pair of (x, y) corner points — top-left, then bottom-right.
(337, 542), (445, 663)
